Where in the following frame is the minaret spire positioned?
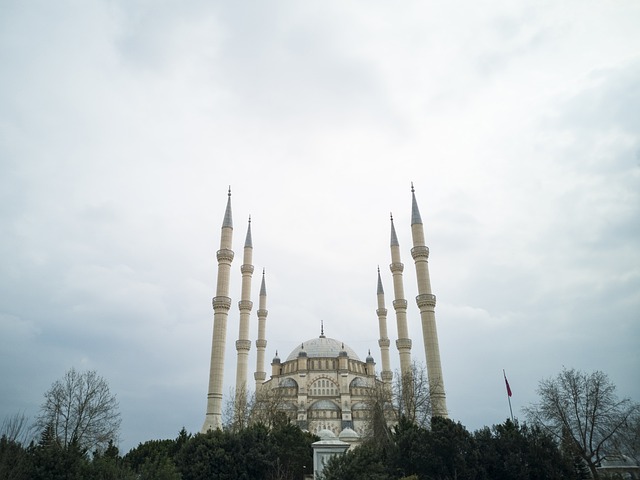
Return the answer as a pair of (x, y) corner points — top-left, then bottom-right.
(223, 186), (233, 228)
(254, 269), (268, 391)
(409, 184), (448, 418)
(376, 266), (393, 383)
(389, 212), (412, 375)
(234, 216), (254, 419)
(202, 188), (235, 432)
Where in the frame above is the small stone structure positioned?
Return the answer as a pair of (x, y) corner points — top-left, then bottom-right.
(312, 429), (350, 479)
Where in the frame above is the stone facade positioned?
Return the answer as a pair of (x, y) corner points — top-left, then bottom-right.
(265, 335), (380, 436)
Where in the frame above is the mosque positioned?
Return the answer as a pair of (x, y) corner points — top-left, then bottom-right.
(201, 186), (448, 438)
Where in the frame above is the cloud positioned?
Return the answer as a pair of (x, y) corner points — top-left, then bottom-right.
(1, 0), (638, 451)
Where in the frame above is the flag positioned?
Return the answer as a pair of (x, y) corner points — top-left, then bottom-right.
(504, 372), (512, 397)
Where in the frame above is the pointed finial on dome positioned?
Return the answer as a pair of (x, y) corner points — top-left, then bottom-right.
(377, 266), (384, 294)
(260, 268), (267, 296)
(320, 320), (325, 338)
(301, 342), (304, 349)
(411, 182), (423, 226)
(244, 215), (253, 247)
(366, 349), (374, 363)
(390, 212), (399, 246)
(223, 186), (233, 228)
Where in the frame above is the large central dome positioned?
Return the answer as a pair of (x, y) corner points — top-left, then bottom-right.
(285, 336), (361, 362)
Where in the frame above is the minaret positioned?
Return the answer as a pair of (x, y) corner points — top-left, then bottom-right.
(376, 267), (393, 383)
(254, 269), (268, 391)
(234, 216), (254, 409)
(409, 183), (448, 418)
(202, 188), (234, 432)
(389, 213), (412, 375)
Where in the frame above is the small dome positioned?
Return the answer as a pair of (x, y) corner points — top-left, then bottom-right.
(272, 350), (280, 363)
(317, 429), (337, 440)
(338, 428), (359, 442)
(350, 377), (368, 388)
(366, 350), (374, 363)
(286, 337), (361, 362)
(279, 378), (297, 388)
(309, 400), (340, 411)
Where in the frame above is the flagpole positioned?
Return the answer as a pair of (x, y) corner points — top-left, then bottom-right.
(503, 369), (514, 422)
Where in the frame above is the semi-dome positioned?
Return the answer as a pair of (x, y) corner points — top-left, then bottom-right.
(309, 400), (340, 411)
(286, 336), (361, 362)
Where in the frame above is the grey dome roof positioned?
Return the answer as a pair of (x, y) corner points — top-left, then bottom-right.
(286, 337), (361, 362)
(338, 428), (360, 441)
(317, 429), (337, 440)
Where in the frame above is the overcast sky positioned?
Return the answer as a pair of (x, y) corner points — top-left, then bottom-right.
(1, 0), (639, 453)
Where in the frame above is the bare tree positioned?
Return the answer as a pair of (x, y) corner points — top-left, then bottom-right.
(250, 384), (295, 429)
(362, 379), (394, 446)
(35, 368), (121, 453)
(612, 407), (640, 465)
(362, 362), (433, 444)
(393, 362), (433, 428)
(222, 385), (254, 432)
(1, 412), (34, 445)
(525, 368), (640, 480)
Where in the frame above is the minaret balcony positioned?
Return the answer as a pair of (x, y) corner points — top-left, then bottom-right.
(396, 338), (412, 350)
(416, 293), (436, 309)
(212, 296), (232, 311)
(378, 338), (390, 348)
(235, 339), (251, 351)
(376, 307), (388, 317)
(257, 309), (268, 317)
(240, 264), (254, 274)
(255, 339), (267, 348)
(216, 248), (234, 262)
(389, 262), (404, 273)
(392, 299), (408, 310)
(238, 300), (253, 311)
(410, 245), (429, 260)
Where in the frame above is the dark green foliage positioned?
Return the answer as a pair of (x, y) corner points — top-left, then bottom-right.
(29, 435), (89, 480)
(175, 421), (316, 480)
(269, 416), (317, 479)
(0, 435), (33, 480)
(124, 429), (190, 480)
(322, 440), (389, 480)
(387, 416), (478, 480)
(125, 438), (181, 472)
(474, 419), (576, 480)
(0, 411), (585, 480)
(322, 417), (578, 480)
(87, 441), (136, 480)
